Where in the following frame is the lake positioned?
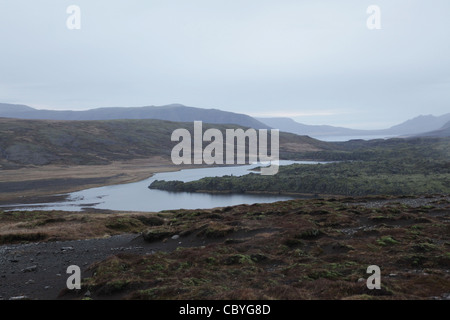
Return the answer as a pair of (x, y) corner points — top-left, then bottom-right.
(314, 135), (397, 142)
(1, 161), (325, 212)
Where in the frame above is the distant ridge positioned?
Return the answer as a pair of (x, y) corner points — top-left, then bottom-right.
(416, 120), (450, 137)
(0, 103), (270, 129)
(256, 117), (368, 137)
(2, 102), (449, 138)
(257, 113), (450, 138)
(388, 114), (450, 135)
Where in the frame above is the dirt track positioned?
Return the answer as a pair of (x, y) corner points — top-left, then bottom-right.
(0, 232), (217, 300)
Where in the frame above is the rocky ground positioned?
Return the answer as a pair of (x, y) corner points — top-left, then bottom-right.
(0, 231), (227, 300)
(0, 195), (449, 300)
(1, 234), (141, 300)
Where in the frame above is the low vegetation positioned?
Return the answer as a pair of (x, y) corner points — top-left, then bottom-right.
(150, 137), (450, 196)
(0, 210), (168, 244)
(0, 118), (329, 169)
(55, 195), (449, 300)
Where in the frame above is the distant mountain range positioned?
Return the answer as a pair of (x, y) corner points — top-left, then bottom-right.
(0, 103), (270, 130)
(256, 117), (368, 137)
(257, 114), (450, 138)
(416, 120), (450, 138)
(1, 102), (449, 138)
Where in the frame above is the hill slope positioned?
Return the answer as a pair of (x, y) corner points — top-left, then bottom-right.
(416, 120), (450, 137)
(0, 103), (270, 129)
(389, 114), (450, 135)
(0, 118), (331, 168)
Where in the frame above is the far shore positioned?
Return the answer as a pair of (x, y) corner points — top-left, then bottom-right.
(189, 189), (334, 198)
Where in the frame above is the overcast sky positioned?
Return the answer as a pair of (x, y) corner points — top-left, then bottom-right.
(0, 0), (449, 129)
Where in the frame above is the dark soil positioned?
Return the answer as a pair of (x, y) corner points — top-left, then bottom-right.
(0, 231), (221, 300)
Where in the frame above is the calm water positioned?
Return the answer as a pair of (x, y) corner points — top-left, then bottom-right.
(315, 135), (397, 142)
(2, 161), (324, 212)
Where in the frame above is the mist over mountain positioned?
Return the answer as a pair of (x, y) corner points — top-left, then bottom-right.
(0, 103), (270, 129)
(387, 114), (450, 135)
(257, 113), (450, 138)
(416, 120), (450, 137)
(255, 117), (369, 137)
(2, 102), (449, 138)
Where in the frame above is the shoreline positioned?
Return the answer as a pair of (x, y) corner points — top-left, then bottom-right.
(0, 159), (426, 209)
(191, 189), (335, 198)
(0, 160), (304, 207)
(0, 158), (190, 205)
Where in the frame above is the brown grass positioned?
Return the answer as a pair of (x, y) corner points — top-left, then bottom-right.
(47, 196), (450, 300)
(0, 157), (197, 203)
(0, 210), (168, 244)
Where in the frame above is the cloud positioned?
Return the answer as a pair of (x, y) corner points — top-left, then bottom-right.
(0, 0), (449, 128)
